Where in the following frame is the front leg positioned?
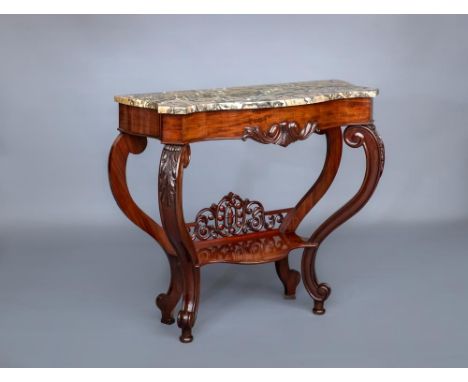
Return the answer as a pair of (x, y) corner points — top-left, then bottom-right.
(302, 124), (385, 314)
(158, 144), (200, 343)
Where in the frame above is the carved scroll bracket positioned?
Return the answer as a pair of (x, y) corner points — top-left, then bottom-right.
(242, 121), (317, 147)
(345, 124), (385, 176)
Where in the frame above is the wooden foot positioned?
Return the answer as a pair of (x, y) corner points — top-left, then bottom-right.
(302, 124), (385, 314)
(275, 257), (300, 298)
(313, 300), (326, 315)
(179, 326), (194, 343)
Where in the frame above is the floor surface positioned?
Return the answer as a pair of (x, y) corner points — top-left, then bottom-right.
(0, 221), (467, 367)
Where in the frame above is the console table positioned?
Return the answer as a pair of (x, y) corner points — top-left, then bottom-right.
(108, 80), (385, 343)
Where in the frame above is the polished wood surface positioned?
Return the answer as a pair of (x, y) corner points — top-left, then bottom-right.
(109, 95), (384, 343)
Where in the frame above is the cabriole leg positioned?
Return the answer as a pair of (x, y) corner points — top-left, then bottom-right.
(108, 133), (183, 323)
(302, 124), (385, 314)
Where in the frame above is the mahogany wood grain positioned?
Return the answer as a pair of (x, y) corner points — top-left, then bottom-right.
(118, 98), (372, 144)
(119, 104), (161, 138)
(162, 98), (371, 143)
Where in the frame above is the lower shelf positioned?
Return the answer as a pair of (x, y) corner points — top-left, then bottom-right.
(193, 230), (316, 266)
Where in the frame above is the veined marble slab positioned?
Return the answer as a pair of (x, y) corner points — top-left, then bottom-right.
(114, 80), (378, 115)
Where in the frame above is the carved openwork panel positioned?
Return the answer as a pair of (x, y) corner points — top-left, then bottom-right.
(188, 192), (288, 241)
(242, 121), (317, 147)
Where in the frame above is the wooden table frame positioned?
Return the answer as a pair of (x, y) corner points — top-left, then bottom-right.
(108, 97), (385, 343)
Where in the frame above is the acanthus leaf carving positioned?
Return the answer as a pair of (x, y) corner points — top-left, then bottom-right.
(158, 145), (183, 208)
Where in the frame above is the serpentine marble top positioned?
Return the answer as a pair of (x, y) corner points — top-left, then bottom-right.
(114, 80), (378, 115)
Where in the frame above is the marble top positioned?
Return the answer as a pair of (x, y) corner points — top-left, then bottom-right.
(114, 80), (378, 115)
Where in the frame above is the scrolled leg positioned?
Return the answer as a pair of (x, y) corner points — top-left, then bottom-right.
(275, 257), (301, 298)
(108, 133), (182, 322)
(302, 124), (385, 314)
(158, 144), (200, 343)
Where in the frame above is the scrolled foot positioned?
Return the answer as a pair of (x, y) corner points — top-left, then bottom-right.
(155, 255), (183, 326)
(302, 247), (332, 313)
(177, 310), (195, 344)
(155, 283), (182, 325)
(311, 283), (331, 315)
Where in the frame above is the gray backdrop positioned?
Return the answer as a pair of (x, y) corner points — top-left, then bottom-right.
(1, 15), (467, 367)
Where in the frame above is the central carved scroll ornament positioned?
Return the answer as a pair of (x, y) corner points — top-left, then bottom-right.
(189, 193), (286, 241)
(242, 120), (317, 147)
